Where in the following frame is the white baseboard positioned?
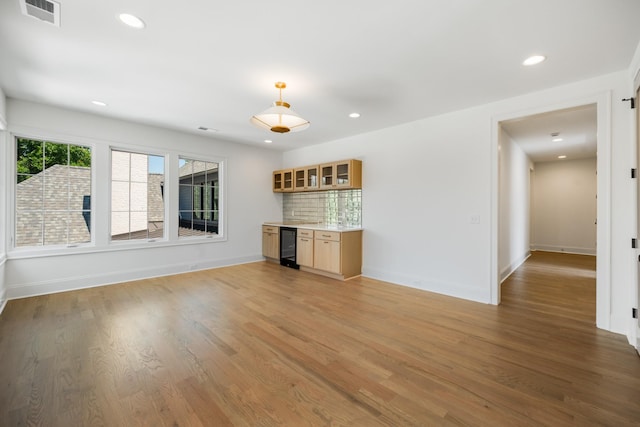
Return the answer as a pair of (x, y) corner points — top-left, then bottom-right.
(531, 245), (596, 256)
(500, 251), (531, 283)
(5, 254), (263, 300)
(362, 266), (491, 304)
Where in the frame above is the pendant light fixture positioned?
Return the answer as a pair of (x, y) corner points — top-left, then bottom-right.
(250, 82), (310, 133)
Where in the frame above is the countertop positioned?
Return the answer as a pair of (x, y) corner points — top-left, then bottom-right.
(263, 221), (363, 232)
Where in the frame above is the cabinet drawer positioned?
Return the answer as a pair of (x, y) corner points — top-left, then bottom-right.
(297, 229), (314, 238)
(314, 231), (340, 242)
(262, 225), (279, 234)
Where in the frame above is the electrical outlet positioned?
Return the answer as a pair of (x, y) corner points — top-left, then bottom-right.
(470, 214), (480, 224)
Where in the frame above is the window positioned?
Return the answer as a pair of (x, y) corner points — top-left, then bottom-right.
(111, 150), (165, 241)
(178, 158), (219, 237)
(15, 137), (92, 247)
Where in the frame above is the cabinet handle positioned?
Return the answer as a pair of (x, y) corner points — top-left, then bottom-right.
(322, 234), (331, 237)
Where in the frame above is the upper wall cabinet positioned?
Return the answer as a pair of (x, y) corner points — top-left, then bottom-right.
(294, 165), (320, 191)
(319, 159), (362, 190)
(273, 159), (361, 193)
(273, 169), (294, 192)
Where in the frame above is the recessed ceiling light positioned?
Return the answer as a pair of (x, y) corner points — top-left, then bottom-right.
(558, 155), (567, 159)
(552, 138), (563, 142)
(91, 100), (107, 107)
(349, 113), (361, 118)
(523, 55), (546, 66)
(264, 140), (273, 144)
(119, 13), (145, 29)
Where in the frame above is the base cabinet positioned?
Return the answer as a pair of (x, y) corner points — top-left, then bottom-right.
(314, 232), (341, 273)
(312, 230), (362, 279)
(262, 225), (279, 259)
(296, 229), (314, 267)
(262, 225), (362, 280)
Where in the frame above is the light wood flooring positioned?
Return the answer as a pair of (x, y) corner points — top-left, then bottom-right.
(1, 251), (639, 426)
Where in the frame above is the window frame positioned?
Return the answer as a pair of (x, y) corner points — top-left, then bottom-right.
(12, 133), (95, 252)
(177, 156), (222, 240)
(6, 130), (227, 259)
(109, 148), (167, 244)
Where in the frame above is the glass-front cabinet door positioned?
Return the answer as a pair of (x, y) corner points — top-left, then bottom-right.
(282, 170), (293, 191)
(294, 165), (319, 191)
(335, 161), (351, 187)
(320, 163), (335, 189)
(273, 169), (294, 192)
(306, 166), (319, 190)
(320, 160), (361, 189)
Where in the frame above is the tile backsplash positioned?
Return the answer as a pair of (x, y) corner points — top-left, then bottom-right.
(283, 189), (362, 227)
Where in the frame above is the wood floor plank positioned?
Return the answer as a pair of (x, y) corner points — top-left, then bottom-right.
(1, 251), (639, 426)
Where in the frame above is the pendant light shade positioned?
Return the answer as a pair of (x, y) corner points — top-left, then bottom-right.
(250, 82), (310, 133)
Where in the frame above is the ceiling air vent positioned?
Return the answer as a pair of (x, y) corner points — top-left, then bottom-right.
(20, 0), (60, 26)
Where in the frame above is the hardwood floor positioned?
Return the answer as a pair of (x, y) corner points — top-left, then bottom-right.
(1, 252), (639, 426)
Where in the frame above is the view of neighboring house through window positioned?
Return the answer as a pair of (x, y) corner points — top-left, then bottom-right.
(179, 158), (219, 237)
(111, 150), (165, 241)
(15, 137), (92, 247)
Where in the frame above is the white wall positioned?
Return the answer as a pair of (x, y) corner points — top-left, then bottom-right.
(531, 158), (597, 255)
(3, 99), (282, 299)
(498, 128), (532, 281)
(283, 70), (634, 339)
(285, 106), (495, 303)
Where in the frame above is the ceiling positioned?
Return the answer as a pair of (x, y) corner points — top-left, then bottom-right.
(501, 104), (597, 163)
(1, 1), (639, 151)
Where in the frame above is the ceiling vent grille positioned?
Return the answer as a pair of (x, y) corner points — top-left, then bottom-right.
(20, 0), (60, 26)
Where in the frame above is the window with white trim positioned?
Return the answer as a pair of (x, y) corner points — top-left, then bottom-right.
(110, 150), (165, 241)
(178, 158), (219, 237)
(15, 137), (92, 247)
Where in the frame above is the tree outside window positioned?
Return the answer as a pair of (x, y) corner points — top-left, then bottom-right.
(15, 137), (92, 247)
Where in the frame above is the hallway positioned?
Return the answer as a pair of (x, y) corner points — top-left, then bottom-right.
(501, 251), (596, 324)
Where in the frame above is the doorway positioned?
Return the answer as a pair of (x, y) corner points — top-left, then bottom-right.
(491, 93), (611, 330)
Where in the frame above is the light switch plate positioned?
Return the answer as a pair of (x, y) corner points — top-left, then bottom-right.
(470, 214), (480, 224)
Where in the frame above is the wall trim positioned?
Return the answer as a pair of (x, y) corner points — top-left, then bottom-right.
(500, 251), (531, 283)
(491, 90), (612, 331)
(6, 254), (264, 300)
(362, 267), (491, 304)
(530, 246), (596, 256)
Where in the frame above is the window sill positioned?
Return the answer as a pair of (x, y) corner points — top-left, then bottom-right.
(7, 235), (227, 260)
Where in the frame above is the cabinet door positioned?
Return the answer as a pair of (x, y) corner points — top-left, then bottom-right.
(273, 170), (294, 192)
(273, 171), (284, 192)
(306, 166), (319, 190)
(314, 238), (341, 273)
(297, 236), (314, 267)
(319, 163), (335, 189)
(334, 161), (352, 188)
(294, 169), (306, 191)
(282, 170), (294, 191)
(262, 226), (279, 258)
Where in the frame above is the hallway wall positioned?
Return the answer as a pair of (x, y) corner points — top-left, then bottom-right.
(499, 127), (532, 281)
(531, 157), (597, 255)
